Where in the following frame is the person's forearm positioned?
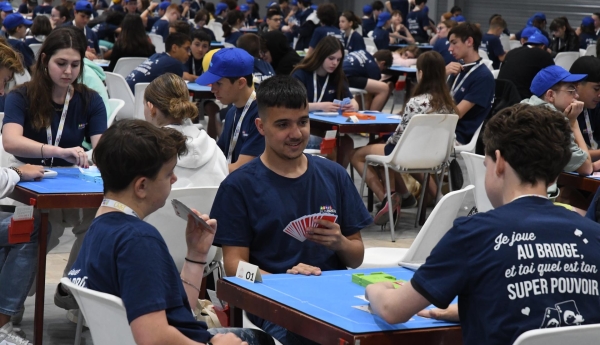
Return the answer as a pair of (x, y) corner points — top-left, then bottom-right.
(180, 257), (206, 309)
(183, 72), (198, 82)
(365, 283), (399, 323)
(589, 149), (600, 161)
(572, 121), (593, 175)
(3, 135), (64, 159)
(335, 237), (364, 268)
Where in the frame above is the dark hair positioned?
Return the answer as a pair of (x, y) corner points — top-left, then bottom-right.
(105, 10), (126, 26)
(549, 17), (575, 36)
(316, 3), (337, 27)
(31, 15), (52, 36)
(415, 0), (426, 5)
(341, 11), (360, 29)
(371, 1), (384, 11)
(223, 9), (244, 38)
(165, 32), (191, 53)
(292, 36), (347, 99)
(262, 29), (295, 71)
(227, 74), (254, 87)
(191, 29), (211, 43)
(7, 25), (24, 36)
(581, 19), (595, 34)
(116, 14), (153, 52)
(139, 0), (149, 11)
(195, 9), (210, 24)
(256, 75), (308, 118)
(54, 5), (70, 22)
(489, 16), (506, 30)
(94, 119), (187, 193)
(448, 22), (482, 50)
(483, 104), (572, 186)
(169, 20), (191, 35)
(204, 2), (215, 15)
(488, 14), (501, 24)
(18, 27), (89, 131)
(413, 51), (458, 113)
(237, 33), (262, 58)
(450, 5), (461, 15)
(373, 49), (392, 68)
(225, 0), (237, 10)
(266, 8), (282, 19)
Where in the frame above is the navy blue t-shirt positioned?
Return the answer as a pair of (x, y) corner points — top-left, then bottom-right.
(18, 3), (29, 14)
(211, 154), (372, 274)
(433, 37), (456, 64)
(361, 17), (375, 37)
(184, 55), (203, 76)
(294, 7), (313, 26)
(64, 22), (101, 53)
(343, 31), (366, 53)
(388, 0), (410, 22)
(216, 100), (264, 163)
(146, 16), (160, 32)
(343, 50), (381, 80)
(413, 197), (600, 345)
(24, 37), (43, 46)
(372, 26), (390, 50)
(309, 26), (344, 49)
(32, 4), (52, 18)
(406, 9), (429, 43)
(481, 33), (505, 69)
(253, 58), (275, 86)
(92, 22), (118, 41)
(68, 212), (212, 343)
(224, 31), (243, 46)
(448, 60), (494, 144)
(3, 87), (107, 166)
(577, 106), (600, 149)
(125, 53), (184, 94)
(579, 32), (598, 50)
(8, 39), (34, 69)
(291, 68), (352, 103)
(151, 19), (170, 41)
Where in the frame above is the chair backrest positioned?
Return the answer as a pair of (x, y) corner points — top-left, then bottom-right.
(389, 114), (458, 169)
(223, 42), (235, 48)
(29, 43), (42, 58)
(399, 185), (474, 269)
(454, 122), (483, 154)
(134, 83), (150, 120)
(509, 40), (522, 50)
(144, 187), (219, 272)
(481, 59), (494, 71)
(513, 323), (600, 345)
(492, 69), (499, 79)
(478, 49), (490, 60)
(148, 33), (165, 53)
(60, 277), (136, 345)
(105, 72), (135, 120)
(460, 152), (493, 212)
(585, 44), (597, 56)
(107, 99), (125, 127)
(210, 22), (224, 42)
(364, 37), (376, 54)
(554, 52), (580, 70)
(113, 57), (147, 79)
(6, 69), (31, 92)
(500, 35), (511, 52)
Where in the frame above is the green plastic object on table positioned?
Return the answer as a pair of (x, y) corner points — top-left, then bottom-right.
(352, 272), (397, 287)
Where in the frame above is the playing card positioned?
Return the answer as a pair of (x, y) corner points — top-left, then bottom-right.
(352, 305), (372, 314)
(171, 199), (211, 230)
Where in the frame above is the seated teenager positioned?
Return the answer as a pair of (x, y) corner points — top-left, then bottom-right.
(406, 0), (430, 43)
(578, 16), (598, 50)
(366, 103), (600, 344)
(385, 0), (408, 22)
(151, 3), (181, 41)
(549, 17), (579, 57)
(51, 5), (70, 28)
(125, 33), (190, 94)
(193, 9), (216, 41)
(195, 48), (265, 173)
(481, 15), (506, 69)
(515, 12), (550, 42)
(261, 30), (302, 75)
(33, 0), (53, 19)
(183, 29), (210, 82)
(351, 51), (456, 225)
(143, 73), (227, 187)
(211, 75), (372, 345)
(342, 49), (391, 111)
(222, 10), (244, 46)
(361, 5), (374, 37)
(307, 3), (344, 55)
(169, 20), (192, 36)
(3, 13), (35, 72)
(108, 14), (156, 72)
(445, 22), (494, 145)
(141, 2), (162, 32)
(64, 1), (101, 60)
(521, 65), (594, 175)
(25, 15), (52, 46)
(572, 57), (600, 163)
(236, 33), (275, 86)
(372, 11), (391, 50)
(68, 119), (274, 345)
(390, 10), (415, 44)
(339, 11), (366, 53)
(261, 8), (283, 33)
(392, 45), (419, 66)
(431, 19), (457, 64)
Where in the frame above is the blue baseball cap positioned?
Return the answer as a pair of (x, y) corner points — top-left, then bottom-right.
(240, 4), (249, 11)
(377, 11), (390, 27)
(75, 0), (93, 12)
(196, 48), (254, 85)
(310, 4), (317, 10)
(215, 2), (228, 15)
(362, 4), (372, 14)
(0, 2), (12, 12)
(533, 12), (546, 21)
(530, 66), (587, 97)
(582, 16), (594, 27)
(246, 0), (254, 3)
(521, 26), (540, 40)
(158, 1), (170, 10)
(2, 13), (32, 30)
(290, 0), (297, 5)
(525, 32), (549, 47)
(110, 4), (124, 11)
(451, 15), (466, 22)
(266, 1), (278, 8)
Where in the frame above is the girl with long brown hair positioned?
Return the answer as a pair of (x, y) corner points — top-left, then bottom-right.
(350, 51), (458, 225)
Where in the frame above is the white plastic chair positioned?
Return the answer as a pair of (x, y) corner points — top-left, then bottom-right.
(113, 57), (148, 79)
(513, 323), (600, 345)
(478, 49), (490, 60)
(454, 122), (483, 154)
(584, 44), (597, 56)
(500, 35), (511, 52)
(107, 99), (125, 127)
(461, 152), (493, 213)
(208, 22), (224, 42)
(349, 87), (368, 110)
(509, 40), (522, 50)
(29, 43), (41, 57)
(492, 69), (499, 79)
(554, 52), (580, 70)
(223, 42), (235, 48)
(134, 82), (150, 120)
(148, 33), (165, 53)
(358, 185), (474, 269)
(105, 72), (135, 120)
(60, 277), (136, 345)
(364, 37), (376, 54)
(481, 59), (494, 71)
(359, 114), (459, 240)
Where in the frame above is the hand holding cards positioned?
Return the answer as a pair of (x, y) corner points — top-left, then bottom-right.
(171, 199), (212, 231)
(283, 213), (338, 242)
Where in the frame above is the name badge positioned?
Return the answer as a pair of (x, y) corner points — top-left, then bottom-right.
(236, 261), (262, 283)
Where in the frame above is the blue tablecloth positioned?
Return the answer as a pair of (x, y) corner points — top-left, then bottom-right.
(225, 267), (458, 333)
(187, 83), (212, 92)
(309, 112), (400, 126)
(18, 167), (104, 194)
(211, 42), (224, 47)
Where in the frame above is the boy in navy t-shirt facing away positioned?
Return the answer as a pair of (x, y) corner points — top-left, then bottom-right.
(481, 16), (506, 69)
(367, 104), (600, 345)
(68, 120), (273, 345)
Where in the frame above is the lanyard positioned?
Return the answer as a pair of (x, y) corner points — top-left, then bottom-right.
(101, 198), (141, 218)
(344, 30), (354, 48)
(46, 85), (72, 167)
(313, 72), (329, 103)
(450, 62), (481, 97)
(192, 58), (196, 75)
(584, 109), (598, 150)
(227, 91), (256, 163)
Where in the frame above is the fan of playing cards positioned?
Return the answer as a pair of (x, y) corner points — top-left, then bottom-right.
(283, 213), (338, 242)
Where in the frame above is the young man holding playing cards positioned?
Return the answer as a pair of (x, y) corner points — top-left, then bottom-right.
(211, 75), (373, 345)
(67, 120), (274, 345)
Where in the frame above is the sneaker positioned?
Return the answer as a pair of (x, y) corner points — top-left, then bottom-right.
(66, 310), (88, 328)
(10, 308), (24, 325)
(0, 322), (32, 345)
(54, 283), (79, 311)
(374, 193), (401, 225)
(401, 194), (417, 208)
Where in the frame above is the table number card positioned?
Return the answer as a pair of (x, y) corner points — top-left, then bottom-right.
(236, 261), (262, 283)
